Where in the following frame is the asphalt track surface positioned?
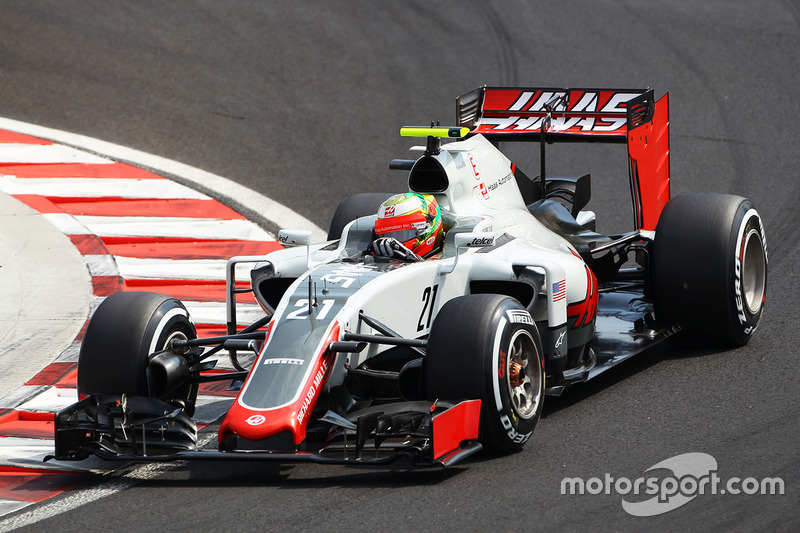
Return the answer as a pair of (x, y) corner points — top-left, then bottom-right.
(1, 1), (798, 530)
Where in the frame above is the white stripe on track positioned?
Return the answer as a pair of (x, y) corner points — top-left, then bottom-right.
(73, 216), (273, 240)
(112, 256), (251, 281)
(15, 387), (77, 413)
(40, 213), (91, 235)
(183, 300), (263, 325)
(0, 144), (111, 164)
(0, 499), (31, 517)
(0, 175), (211, 200)
(85, 292), (263, 325)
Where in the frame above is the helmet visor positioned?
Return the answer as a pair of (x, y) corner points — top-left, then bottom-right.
(375, 211), (427, 245)
(378, 228), (419, 244)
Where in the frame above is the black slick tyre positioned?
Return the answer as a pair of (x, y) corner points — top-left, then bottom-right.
(424, 294), (545, 454)
(77, 292), (198, 407)
(327, 193), (394, 240)
(651, 193), (767, 346)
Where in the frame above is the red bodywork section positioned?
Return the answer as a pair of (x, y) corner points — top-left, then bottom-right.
(431, 400), (481, 461)
(567, 262), (599, 329)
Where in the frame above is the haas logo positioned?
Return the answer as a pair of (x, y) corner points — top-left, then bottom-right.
(383, 205), (396, 217)
(246, 414), (266, 426)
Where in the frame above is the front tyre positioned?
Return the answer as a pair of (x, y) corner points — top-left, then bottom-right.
(77, 292), (198, 411)
(424, 295), (545, 454)
(652, 194), (768, 346)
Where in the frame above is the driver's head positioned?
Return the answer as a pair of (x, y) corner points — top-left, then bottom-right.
(375, 193), (444, 257)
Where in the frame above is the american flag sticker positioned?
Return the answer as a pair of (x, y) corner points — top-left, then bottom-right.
(552, 280), (566, 301)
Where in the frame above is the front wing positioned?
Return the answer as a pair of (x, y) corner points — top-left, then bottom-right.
(49, 395), (482, 468)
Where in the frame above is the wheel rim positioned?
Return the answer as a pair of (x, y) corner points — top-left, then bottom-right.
(505, 329), (542, 419)
(741, 229), (766, 315)
(162, 329), (189, 353)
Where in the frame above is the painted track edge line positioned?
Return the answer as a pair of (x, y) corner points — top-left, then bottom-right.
(0, 434), (218, 530)
(0, 117), (326, 241)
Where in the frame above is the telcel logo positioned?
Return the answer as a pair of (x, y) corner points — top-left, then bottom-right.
(470, 236), (495, 246)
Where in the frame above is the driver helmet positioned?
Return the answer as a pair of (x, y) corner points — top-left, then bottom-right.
(375, 193), (444, 257)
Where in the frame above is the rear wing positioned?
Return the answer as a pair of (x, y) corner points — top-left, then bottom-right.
(456, 87), (670, 230)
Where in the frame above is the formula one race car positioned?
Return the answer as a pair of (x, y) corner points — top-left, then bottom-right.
(51, 87), (768, 468)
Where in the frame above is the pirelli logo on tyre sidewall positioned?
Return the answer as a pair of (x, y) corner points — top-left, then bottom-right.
(506, 309), (533, 326)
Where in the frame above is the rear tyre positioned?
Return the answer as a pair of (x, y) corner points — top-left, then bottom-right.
(327, 193), (394, 240)
(651, 194), (767, 346)
(424, 295), (544, 454)
(78, 292), (198, 412)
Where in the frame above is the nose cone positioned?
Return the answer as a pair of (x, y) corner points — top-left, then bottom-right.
(218, 341), (337, 449)
(219, 400), (303, 445)
(218, 310), (341, 450)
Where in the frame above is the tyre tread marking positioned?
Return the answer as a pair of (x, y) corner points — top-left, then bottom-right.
(491, 316), (508, 411)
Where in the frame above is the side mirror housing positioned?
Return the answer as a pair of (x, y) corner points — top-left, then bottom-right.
(278, 229), (312, 247)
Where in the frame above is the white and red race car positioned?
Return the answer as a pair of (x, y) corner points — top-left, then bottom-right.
(51, 87), (767, 467)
